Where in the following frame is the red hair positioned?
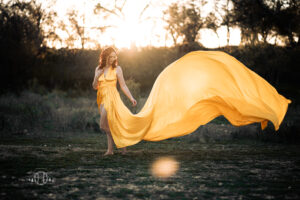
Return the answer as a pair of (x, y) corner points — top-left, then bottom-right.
(98, 47), (118, 69)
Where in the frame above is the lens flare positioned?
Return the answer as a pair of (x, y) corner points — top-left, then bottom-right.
(150, 156), (179, 178)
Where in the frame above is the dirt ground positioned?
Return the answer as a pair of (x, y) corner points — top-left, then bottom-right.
(0, 125), (300, 199)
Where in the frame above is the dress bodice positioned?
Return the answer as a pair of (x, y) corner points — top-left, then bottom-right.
(98, 66), (117, 88)
(97, 66), (118, 108)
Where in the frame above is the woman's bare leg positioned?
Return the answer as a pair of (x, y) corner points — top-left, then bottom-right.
(100, 104), (127, 155)
(104, 131), (114, 155)
(100, 104), (114, 155)
(105, 120), (127, 155)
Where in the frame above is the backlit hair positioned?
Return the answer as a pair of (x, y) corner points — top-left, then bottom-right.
(98, 46), (118, 69)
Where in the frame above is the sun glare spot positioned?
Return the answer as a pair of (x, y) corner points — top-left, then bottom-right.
(151, 156), (179, 178)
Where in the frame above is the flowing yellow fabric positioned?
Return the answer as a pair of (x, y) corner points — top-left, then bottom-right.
(97, 50), (291, 148)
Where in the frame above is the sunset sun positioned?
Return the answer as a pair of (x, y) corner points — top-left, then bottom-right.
(114, 18), (142, 48)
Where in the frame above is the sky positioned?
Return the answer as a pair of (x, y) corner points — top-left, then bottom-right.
(39, 0), (242, 49)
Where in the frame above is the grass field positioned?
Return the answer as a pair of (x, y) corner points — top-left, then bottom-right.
(0, 131), (299, 200)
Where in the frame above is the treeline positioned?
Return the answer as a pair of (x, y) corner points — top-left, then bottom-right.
(0, 0), (299, 102)
(2, 45), (298, 101)
(163, 0), (300, 47)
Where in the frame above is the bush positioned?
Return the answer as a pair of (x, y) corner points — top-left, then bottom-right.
(0, 90), (100, 134)
(0, 91), (52, 133)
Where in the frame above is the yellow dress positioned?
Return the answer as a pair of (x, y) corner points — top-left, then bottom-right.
(97, 50), (292, 148)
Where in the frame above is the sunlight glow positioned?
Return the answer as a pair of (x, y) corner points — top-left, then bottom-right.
(39, 0), (242, 49)
(113, 16), (144, 48)
(151, 156), (179, 178)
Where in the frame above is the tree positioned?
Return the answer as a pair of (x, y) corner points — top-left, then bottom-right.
(230, 0), (274, 45)
(0, 0), (46, 92)
(228, 0), (300, 46)
(270, 0), (300, 47)
(42, 10), (62, 48)
(204, 0), (235, 47)
(0, 0), (44, 53)
(220, 0), (234, 46)
(67, 9), (87, 49)
(206, 12), (221, 47)
(163, 3), (182, 46)
(163, 0), (207, 46)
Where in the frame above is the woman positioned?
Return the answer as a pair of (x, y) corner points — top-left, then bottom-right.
(93, 48), (291, 153)
(92, 47), (137, 156)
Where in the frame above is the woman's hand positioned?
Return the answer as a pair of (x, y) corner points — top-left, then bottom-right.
(130, 98), (137, 107)
(92, 66), (104, 90)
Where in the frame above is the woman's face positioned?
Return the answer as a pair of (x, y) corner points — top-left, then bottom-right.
(107, 52), (117, 65)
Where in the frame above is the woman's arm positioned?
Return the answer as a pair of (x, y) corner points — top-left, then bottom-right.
(92, 66), (103, 90)
(116, 66), (135, 102)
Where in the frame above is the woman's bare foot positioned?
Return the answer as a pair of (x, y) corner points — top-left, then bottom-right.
(103, 151), (114, 156)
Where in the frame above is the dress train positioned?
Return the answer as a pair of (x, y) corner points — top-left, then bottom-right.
(97, 51), (291, 148)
